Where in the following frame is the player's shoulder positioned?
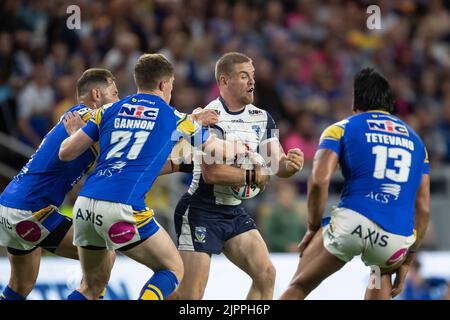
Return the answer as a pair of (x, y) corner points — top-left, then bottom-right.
(204, 98), (223, 111)
(320, 118), (350, 141)
(61, 104), (94, 123)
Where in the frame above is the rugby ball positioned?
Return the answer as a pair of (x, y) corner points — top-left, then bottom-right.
(229, 153), (266, 200)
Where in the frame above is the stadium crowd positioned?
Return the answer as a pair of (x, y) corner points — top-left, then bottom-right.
(0, 0), (449, 255)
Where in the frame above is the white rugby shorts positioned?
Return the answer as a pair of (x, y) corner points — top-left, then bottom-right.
(0, 204), (66, 251)
(322, 207), (416, 269)
(73, 196), (160, 250)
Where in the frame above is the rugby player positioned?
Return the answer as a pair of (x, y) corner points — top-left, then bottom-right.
(0, 69), (119, 300)
(58, 53), (248, 300)
(170, 52), (304, 300)
(280, 68), (430, 300)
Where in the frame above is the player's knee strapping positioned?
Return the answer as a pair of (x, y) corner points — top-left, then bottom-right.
(1, 286), (26, 300)
(67, 290), (88, 300)
(138, 269), (179, 300)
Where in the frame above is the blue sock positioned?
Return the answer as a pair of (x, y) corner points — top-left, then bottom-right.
(138, 270), (179, 300)
(67, 290), (88, 300)
(1, 286), (26, 300)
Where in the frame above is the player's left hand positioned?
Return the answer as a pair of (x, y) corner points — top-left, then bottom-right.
(298, 228), (317, 257)
(191, 108), (218, 126)
(63, 111), (84, 136)
(286, 148), (304, 172)
(391, 252), (416, 298)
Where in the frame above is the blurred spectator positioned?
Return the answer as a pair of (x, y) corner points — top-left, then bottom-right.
(52, 75), (77, 124)
(262, 180), (307, 253)
(439, 96), (450, 163)
(282, 111), (319, 164)
(17, 63), (54, 148)
(401, 259), (449, 300)
(103, 31), (141, 96)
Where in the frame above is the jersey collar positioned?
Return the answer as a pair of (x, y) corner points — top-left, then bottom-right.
(219, 96), (247, 115)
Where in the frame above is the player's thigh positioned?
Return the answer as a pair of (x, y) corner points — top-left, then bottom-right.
(290, 229), (346, 290)
(122, 227), (183, 276)
(223, 229), (274, 280)
(176, 251), (212, 298)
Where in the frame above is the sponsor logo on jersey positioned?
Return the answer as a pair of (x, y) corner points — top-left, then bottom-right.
(248, 110), (262, 115)
(380, 183), (401, 200)
(118, 103), (159, 120)
(367, 120), (409, 136)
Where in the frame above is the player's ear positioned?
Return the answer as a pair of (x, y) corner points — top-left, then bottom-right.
(158, 80), (165, 92)
(90, 88), (100, 100)
(219, 74), (227, 87)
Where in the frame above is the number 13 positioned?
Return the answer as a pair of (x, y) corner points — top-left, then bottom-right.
(372, 145), (411, 183)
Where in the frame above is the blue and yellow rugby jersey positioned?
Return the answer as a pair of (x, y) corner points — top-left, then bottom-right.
(0, 105), (98, 211)
(319, 110), (429, 236)
(78, 93), (208, 210)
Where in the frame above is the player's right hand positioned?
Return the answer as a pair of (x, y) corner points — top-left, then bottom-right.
(63, 111), (85, 136)
(255, 165), (270, 190)
(192, 108), (218, 126)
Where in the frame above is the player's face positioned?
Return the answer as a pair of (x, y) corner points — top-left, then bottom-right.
(162, 76), (175, 104)
(228, 62), (255, 105)
(100, 78), (119, 105)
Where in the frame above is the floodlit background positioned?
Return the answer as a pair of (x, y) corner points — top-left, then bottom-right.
(0, 0), (450, 299)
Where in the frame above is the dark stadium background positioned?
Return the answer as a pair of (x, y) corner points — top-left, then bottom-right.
(0, 0), (450, 300)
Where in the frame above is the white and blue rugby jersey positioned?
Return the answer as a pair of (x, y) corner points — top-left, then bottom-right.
(319, 110), (429, 236)
(0, 104), (98, 211)
(188, 96), (278, 206)
(79, 93), (209, 210)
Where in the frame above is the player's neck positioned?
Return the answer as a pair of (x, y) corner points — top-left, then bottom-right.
(78, 99), (97, 109)
(220, 93), (245, 112)
(137, 90), (164, 101)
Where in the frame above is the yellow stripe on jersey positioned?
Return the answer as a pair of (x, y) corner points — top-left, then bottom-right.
(133, 209), (154, 227)
(176, 114), (188, 125)
(176, 116), (198, 137)
(147, 285), (163, 300)
(90, 142), (100, 158)
(424, 148), (429, 164)
(320, 124), (344, 142)
(79, 109), (95, 123)
(32, 206), (55, 222)
(140, 289), (161, 300)
(90, 108), (105, 127)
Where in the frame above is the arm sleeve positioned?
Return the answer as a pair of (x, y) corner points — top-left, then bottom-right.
(81, 107), (104, 142)
(423, 147), (430, 174)
(318, 121), (347, 157)
(261, 112), (279, 143)
(174, 111), (209, 146)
